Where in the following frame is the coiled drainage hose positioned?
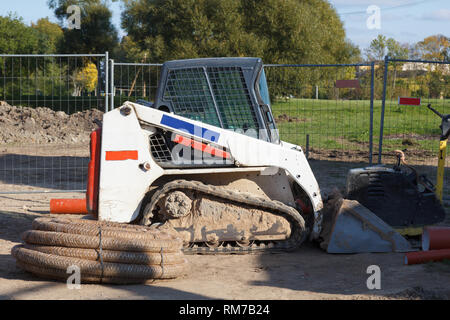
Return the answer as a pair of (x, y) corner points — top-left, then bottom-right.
(11, 217), (188, 284)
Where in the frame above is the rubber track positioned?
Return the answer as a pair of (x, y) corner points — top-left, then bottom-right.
(140, 180), (307, 254)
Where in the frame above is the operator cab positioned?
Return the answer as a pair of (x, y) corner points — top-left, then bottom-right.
(152, 57), (280, 144)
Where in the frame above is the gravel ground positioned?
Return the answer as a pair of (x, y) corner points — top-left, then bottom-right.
(0, 102), (449, 300)
(0, 155), (449, 300)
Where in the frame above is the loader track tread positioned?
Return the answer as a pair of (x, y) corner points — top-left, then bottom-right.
(140, 180), (307, 254)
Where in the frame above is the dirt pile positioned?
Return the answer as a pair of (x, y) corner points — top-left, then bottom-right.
(0, 102), (103, 145)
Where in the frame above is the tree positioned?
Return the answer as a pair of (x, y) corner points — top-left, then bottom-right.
(416, 35), (449, 61)
(48, 0), (119, 54)
(31, 18), (64, 53)
(385, 38), (408, 93)
(365, 35), (409, 96)
(0, 14), (41, 54)
(386, 38), (409, 60)
(365, 34), (408, 61)
(365, 35), (387, 61)
(415, 35), (450, 99)
(120, 0), (359, 99)
(74, 62), (98, 95)
(0, 14), (49, 99)
(113, 36), (146, 62)
(121, 0), (358, 64)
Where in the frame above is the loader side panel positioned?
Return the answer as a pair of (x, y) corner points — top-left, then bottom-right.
(97, 107), (164, 223)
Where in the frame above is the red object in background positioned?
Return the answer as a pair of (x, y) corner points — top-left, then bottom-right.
(50, 198), (88, 214)
(86, 128), (102, 216)
(398, 97), (421, 106)
(335, 79), (360, 89)
(405, 249), (450, 265)
(422, 226), (450, 251)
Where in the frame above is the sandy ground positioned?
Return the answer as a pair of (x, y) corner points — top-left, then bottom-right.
(0, 147), (450, 300)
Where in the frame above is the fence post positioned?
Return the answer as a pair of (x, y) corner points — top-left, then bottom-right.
(369, 61), (375, 165)
(105, 51), (109, 113)
(378, 55), (389, 164)
(110, 59), (114, 111)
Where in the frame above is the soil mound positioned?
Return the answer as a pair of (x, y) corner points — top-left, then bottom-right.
(0, 102), (103, 145)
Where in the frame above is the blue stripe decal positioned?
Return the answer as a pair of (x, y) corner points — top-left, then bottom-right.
(160, 115), (221, 142)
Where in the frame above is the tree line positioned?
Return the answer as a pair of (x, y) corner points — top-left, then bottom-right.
(0, 0), (448, 103)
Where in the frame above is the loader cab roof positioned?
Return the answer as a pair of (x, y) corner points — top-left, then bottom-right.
(153, 57), (279, 143)
(162, 57), (263, 69)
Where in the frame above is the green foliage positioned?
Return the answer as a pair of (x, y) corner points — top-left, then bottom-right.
(416, 35), (449, 61)
(119, 0), (360, 99)
(0, 15), (67, 100)
(75, 62), (98, 94)
(0, 14), (41, 54)
(271, 98), (450, 156)
(113, 36), (147, 62)
(387, 38), (409, 60)
(48, 0), (119, 54)
(121, 0), (359, 63)
(31, 18), (64, 53)
(364, 34), (449, 102)
(365, 34), (408, 61)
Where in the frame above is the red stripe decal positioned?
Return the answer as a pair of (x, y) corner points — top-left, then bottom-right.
(398, 97), (421, 106)
(105, 150), (139, 161)
(173, 135), (230, 159)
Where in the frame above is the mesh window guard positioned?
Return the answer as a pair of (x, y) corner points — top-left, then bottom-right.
(163, 68), (220, 127)
(207, 67), (259, 132)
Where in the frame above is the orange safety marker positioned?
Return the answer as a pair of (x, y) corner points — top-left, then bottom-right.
(86, 128), (101, 216)
(105, 150), (139, 161)
(405, 249), (450, 265)
(422, 226), (450, 251)
(50, 199), (88, 215)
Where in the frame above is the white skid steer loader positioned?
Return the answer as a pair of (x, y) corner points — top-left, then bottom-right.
(86, 58), (414, 254)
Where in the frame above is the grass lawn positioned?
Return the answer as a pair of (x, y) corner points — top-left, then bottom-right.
(272, 98), (450, 161)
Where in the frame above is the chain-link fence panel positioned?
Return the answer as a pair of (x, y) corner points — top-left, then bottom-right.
(378, 57), (450, 197)
(0, 54), (108, 193)
(264, 63), (375, 163)
(110, 62), (161, 110)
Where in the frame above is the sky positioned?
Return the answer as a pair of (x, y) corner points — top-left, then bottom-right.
(329, 0), (450, 49)
(0, 0), (449, 53)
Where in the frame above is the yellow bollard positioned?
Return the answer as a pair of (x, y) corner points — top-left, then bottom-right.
(436, 139), (447, 202)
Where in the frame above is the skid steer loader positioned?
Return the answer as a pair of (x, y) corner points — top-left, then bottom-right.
(87, 58), (323, 253)
(86, 57), (414, 254)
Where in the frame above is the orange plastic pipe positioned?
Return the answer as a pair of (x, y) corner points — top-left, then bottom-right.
(50, 199), (88, 214)
(404, 249), (450, 265)
(422, 226), (450, 251)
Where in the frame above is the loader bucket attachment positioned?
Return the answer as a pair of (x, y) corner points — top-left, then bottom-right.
(320, 199), (411, 253)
